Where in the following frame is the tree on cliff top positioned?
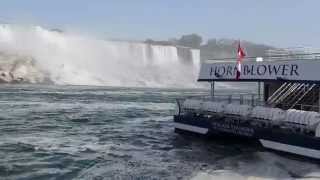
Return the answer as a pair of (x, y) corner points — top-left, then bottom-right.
(177, 34), (202, 49)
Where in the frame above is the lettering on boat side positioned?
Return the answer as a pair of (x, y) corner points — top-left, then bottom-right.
(211, 122), (254, 137)
(209, 64), (299, 78)
(200, 60), (320, 82)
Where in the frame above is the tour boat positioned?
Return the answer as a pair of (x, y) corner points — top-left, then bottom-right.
(174, 53), (320, 159)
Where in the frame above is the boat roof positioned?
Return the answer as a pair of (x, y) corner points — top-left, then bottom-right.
(198, 54), (320, 83)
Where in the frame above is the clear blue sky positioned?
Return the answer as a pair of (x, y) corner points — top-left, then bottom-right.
(0, 0), (319, 47)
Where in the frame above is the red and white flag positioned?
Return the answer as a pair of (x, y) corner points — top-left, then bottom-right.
(236, 41), (246, 80)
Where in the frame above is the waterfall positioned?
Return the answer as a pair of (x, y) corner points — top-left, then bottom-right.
(0, 24), (200, 88)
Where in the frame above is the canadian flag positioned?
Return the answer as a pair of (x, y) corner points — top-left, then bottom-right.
(236, 41), (246, 80)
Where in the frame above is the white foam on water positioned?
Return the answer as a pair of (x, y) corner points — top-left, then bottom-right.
(0, 100), (175, 112)
(191, 171), (255, 180)
(97, 101), (175, 111)
(127, 116), (172, 124)
(5, 135), (111, 154)
(191, 152), (320, 180)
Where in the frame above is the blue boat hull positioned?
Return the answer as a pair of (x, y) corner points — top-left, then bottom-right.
(174, 113), (320, 159)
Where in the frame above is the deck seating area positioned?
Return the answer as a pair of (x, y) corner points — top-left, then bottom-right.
(180, 98), (320, 134)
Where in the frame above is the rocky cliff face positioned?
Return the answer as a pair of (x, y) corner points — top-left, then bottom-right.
(0, 53), (48, 84)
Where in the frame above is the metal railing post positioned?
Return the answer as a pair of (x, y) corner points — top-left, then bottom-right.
(210, 81), (215, 100)
(258, 82), (261, 102)
(251, 94), (255, 106)
(240, 95), (243, 104)
(318, 88), (320, 112)
(176, 99), (182, 115)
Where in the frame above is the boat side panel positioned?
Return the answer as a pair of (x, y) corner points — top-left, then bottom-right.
(174, 114), (320, 151)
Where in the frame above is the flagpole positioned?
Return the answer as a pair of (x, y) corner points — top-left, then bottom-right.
(236, 40), (245, 80)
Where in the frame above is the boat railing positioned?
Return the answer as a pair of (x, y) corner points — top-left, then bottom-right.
(176, 93), (266, 115)
(176, 93), (320, 115)
(211, 94), (265, 106)
(192, 94), (264, 105)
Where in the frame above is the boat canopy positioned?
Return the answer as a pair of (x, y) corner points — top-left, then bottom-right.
(198, 59), (320, 83)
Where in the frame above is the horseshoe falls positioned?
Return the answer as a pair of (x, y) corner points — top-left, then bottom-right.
(0, 24), (200, 88)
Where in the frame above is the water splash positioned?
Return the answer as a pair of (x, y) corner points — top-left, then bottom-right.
(0, 24), (200, 87)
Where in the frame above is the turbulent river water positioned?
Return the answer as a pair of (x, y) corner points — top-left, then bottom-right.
(1, 84), (320, 180)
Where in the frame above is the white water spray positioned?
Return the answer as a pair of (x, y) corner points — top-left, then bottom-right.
(0, 24), (200, 88)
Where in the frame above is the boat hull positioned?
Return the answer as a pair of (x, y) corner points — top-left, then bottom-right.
(174, 113), (320, 159)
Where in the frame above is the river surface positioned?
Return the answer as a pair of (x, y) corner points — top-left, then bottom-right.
(0, 85), (320, 180)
